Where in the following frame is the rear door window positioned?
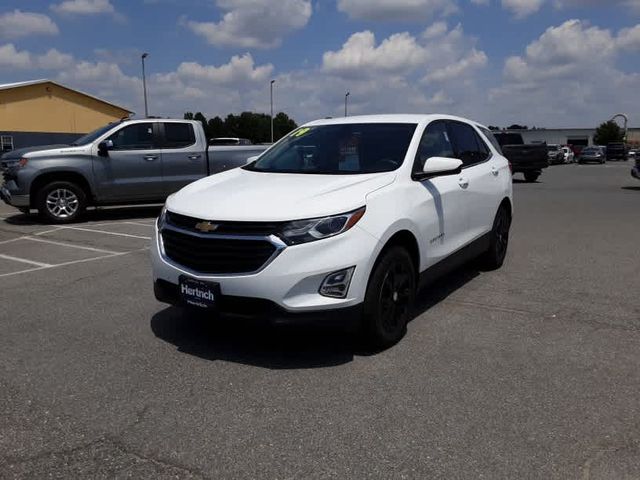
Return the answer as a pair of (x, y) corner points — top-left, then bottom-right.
(163, 123), (195, 149)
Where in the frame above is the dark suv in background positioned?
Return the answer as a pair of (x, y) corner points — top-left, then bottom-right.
(607, 142), (627, 161)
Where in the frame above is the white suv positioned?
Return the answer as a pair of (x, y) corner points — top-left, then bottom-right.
(152, 115), (513, 347)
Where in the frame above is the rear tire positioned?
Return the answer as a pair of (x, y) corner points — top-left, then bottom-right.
(480, 205), (511, 271)
(36, 181), (87, 224)
(362, 246), (416, 349)
(524, 172), (539, 182)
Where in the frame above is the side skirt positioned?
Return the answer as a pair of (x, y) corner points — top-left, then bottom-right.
(418, 232), (491, 290)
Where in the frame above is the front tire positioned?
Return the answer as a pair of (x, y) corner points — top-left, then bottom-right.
(480, 205), (511, 270)
(36, 181), (87, 224)
(362, 246), (416, 349)
(524, 172), (539, 182)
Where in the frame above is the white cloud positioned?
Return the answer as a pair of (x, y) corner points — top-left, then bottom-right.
(337, 0), (457, 21)
(0, 10), (58, 39)
(186, 0), (311, 49)
(490, 19), (640, 126)
(322, 23), (488, 88)
(0, 43), (32, 69)
(322, 31), (428, 77)
(51, 0), (116, 15)
(0, 43), (74, 70)
(501, 0), (545, 18)
(617, 24), (640, 50)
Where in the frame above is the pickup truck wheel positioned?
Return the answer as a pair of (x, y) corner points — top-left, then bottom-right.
(480, 205), (511, 271)
(36, 181), (87, 224)
(362, 246), (416, 349)
(524, 172), (539, 182)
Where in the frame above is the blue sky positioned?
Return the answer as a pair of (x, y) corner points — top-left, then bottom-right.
(1, 0), (639, 127)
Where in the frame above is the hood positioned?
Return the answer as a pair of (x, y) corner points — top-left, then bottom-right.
(167, 167), (396, 221)
(1, 144), (71, 160)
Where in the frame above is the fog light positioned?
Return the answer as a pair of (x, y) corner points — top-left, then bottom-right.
(319, 267), (355, 298)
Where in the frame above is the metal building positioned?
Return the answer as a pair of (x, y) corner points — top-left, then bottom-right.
(511, 127), (640, 147)
(0, 79), (132, 152)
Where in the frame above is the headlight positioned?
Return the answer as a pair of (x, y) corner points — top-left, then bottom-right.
(2, 158), (28, 170)
(278, 207), (366, 245)
(157, 205), (167, 229)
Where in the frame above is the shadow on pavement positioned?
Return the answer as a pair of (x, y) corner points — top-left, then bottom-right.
(150, 264), (481, 369)
(3, 205), (162, 225)
(512, 179), (539, 184)
(621, 186), (640, 191)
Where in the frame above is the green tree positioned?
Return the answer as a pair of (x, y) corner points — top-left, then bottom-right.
(207, 116), (226, 139)
(193, 112), (207, 134)
(594, 120), (624, 145)
(183, 112), (194, 120)
(273, 112), (298, 141)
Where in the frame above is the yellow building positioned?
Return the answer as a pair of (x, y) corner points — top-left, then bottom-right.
(0, 79), (132, 152)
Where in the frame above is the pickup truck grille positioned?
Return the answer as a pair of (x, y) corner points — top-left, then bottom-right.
(161, 228), (278, 274)
(166, 211), (283, 236)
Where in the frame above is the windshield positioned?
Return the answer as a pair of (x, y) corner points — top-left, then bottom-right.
(244, 123), (417, 174)
(71, 123), (118, 146)
(547, 145), (559, 151)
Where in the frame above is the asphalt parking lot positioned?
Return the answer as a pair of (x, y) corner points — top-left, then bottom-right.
(1, 161), (639, 479)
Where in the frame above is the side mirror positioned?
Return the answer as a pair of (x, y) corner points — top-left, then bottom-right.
(97, 139), (113, 157)
(246, 155), (259, 164)
(414, 156), (463, 180)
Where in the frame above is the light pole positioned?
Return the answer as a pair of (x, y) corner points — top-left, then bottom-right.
(270, 79), (275, 143)
(344, 91), (350, 117)
(141, 53), (149, 118)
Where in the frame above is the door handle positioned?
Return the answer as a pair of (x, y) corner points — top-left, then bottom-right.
(491, 166), (499, 176)
(458, 177), (469, 189)
(143, 155), (158, 161)
(188, 154), (202, 160)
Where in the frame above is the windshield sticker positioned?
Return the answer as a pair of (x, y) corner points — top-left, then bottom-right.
(292, 127), (312, 138)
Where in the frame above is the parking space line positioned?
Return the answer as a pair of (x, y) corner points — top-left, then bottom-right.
(0, 248), (147, 278)
(33, 227), (64, 236)
(0, 237), (24, 245)
(124, 221), (155, 227)
(61, 226), (151, 240)
(23, 236), (121, 255)
(0, 253), (52, 268)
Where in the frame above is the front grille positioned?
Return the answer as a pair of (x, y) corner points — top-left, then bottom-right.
(167, 211), (283, 236)
(161, 228), (278, 274)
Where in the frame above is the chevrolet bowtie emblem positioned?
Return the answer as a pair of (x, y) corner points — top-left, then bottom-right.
(195, 221), (219, 232)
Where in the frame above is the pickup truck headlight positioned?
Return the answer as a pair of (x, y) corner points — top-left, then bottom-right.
(278, 207), (366, 245)
(1, 158), (28, 170)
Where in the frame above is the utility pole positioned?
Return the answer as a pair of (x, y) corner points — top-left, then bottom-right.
(345, 91), (350, 117)
(141, 53), (149, 118)
(270, 80), (275, 143)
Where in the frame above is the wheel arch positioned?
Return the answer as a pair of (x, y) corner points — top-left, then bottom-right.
(371, 229), (421, 281)
(30, 171), (94, 206)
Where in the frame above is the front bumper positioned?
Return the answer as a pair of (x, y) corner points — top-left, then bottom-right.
(151, 222), (379, 314)
(0, 182), (30, 207)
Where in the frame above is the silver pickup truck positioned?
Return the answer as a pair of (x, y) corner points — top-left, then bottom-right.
(0, 119), (267, 223)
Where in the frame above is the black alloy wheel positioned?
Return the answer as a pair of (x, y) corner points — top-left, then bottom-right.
(363, 247), (416, 349)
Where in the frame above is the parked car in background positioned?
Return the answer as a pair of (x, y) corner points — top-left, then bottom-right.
(0, 119), (268, 223)
(632, 157), (639, 180)
(607, 142), (627, 161)
(561, 146), (575, 164)
(578, 146), (606, 164)
(547, 144), (564, 165)
(153, 114), (513, 348)
(628, 148), (637, 160)
(493, 132), (548, 182)
(209, 137), (253, 146)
